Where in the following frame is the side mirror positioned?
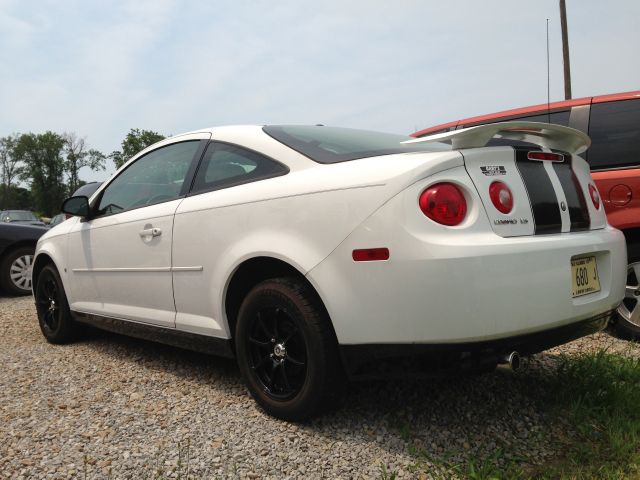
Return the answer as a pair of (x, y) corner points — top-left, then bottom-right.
(61, 196), (90, 218)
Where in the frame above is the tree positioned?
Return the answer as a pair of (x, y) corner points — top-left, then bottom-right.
(63, 133), (106, 195)
(0, 184), (32, 210)
(14, 132), (67, 216)
(0, 135), (23, 209)
(110, 128), (165, 169)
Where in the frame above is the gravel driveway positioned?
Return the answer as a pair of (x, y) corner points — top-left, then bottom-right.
(1, 295), (638, 479)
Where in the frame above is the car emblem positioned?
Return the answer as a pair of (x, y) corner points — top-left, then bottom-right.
(480, 166), (506, 176)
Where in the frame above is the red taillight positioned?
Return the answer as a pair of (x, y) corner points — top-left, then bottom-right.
(489, 181), (513, 214)
(589, 184), (601, 210)
(418, 183), (467, 226)
(352, 248), (390, 262)
(527, 151), (564, 162)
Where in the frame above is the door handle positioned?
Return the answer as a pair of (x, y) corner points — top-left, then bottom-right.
(139, 227), (162, 238)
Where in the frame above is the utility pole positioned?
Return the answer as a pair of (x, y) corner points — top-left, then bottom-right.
(559, 0), (572, 99)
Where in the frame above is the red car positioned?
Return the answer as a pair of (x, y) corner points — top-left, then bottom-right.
(413, 91), (640, 339)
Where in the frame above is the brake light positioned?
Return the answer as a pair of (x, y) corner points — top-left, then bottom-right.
(589, 184), (601, 210)
(527, 152), (564, 162)
(418, 183), (467, 226)
(489, 181), (513, 214)
(352, 248), (390, 262)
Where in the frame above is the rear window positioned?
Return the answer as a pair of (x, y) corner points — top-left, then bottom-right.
(6, 211), (37, 221)
(263, 125), (451, 164)
(587, 99), (640, 170)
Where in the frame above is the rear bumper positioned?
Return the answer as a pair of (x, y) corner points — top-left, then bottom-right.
(340, 311), (612, 378)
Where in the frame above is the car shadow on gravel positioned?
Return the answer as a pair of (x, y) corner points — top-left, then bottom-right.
(76, 326), (240, 380)
(75, 326), (560, 473)
(305, 357), (560, 473)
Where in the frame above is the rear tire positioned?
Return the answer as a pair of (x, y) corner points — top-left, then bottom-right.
(0, 246), (35, 295)
(35, 264), (77, 344)
(235, 277), (344, 421)
(610, 250), (640, 341)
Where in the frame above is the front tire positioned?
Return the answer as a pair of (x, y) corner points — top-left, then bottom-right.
(35, 264), (76, 344)
(235, 277), (344, 421)
(0, 246), (35, 295)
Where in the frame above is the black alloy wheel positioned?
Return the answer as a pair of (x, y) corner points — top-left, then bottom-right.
(247, 306), (307, 400)
(236, 277), (344, 421)
(35, 264), (76, 344)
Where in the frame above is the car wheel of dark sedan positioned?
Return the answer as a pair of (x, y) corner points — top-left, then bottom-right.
(236, 277), (344, 421)
(35, 264), (76, 344)
(611, 255), (640, 341)
(0, 246), (35, 295)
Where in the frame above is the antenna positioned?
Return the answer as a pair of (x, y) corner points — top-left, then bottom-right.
(546, 18), (551, 123)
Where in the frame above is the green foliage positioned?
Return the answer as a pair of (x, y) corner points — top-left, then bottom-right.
(14, 131), (67, 216)
(110, 128), (165, 169)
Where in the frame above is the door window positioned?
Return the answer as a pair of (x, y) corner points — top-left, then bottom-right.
(191, 142), (287, 194)
(588, 99), (640, 170)
(97, 141), (200, 216)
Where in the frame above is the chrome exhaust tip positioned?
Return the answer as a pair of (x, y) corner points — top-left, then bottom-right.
(500, 351), (521, 371)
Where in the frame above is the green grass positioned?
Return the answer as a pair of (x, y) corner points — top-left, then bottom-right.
(531, 350), (640, 479)
(399, 350), (640, 479)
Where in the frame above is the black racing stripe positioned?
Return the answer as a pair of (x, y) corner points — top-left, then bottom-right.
(553, 156), (591, 232)
(515, 150), (562, 234)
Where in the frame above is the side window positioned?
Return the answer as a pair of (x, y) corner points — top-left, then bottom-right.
(519, 110), (570, 126)
(191, 142), (287, 194)
(97, 141), (200, 216)
(588, 99), (640, 170)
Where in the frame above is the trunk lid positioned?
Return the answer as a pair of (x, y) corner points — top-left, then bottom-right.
(462, 147), (605, 237)
(405, 122), (606, 237)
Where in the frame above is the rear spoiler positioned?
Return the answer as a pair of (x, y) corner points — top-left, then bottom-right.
(403, 121), (590, 155)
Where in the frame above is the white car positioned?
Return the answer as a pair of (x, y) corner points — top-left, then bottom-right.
(33, 123), (626, 420)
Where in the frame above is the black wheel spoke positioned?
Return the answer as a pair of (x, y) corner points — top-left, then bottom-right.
(263, 362), (276, 391)
(248, 336), (270, 348)
(280, 363), (292, 393)
(256, 312), (273, 339)
(282, 330), (298, 345)
(286, 353), (305, 367)
(273, 309), (280, 338)
(42, 280), (53, 299)
(251, 354), (271, 370)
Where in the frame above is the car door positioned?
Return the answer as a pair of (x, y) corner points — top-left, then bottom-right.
(65, 134), (210, 327)
(172, 141), (288, 336)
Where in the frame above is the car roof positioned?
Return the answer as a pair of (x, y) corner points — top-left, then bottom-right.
(412, 90), (640, 138)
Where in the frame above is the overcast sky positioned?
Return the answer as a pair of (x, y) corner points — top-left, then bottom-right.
(1, 0), (638, 181)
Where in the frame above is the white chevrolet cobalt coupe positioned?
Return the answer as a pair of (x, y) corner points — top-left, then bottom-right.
(33, 123), (626, 420)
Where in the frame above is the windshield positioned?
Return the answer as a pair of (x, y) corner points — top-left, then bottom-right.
(263, 125), (451, 164)
(4, 211), (37, 221)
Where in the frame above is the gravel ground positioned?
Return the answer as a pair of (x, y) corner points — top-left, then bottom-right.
(1, 295), (639, 479)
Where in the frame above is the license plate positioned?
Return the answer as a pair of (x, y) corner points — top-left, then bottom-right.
(571, 256), (601, 298)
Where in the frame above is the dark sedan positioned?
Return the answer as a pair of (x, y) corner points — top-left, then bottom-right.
(0, 223), (47, 294)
